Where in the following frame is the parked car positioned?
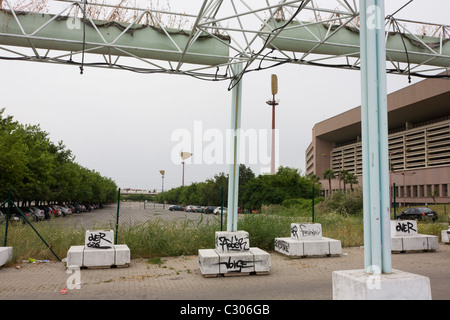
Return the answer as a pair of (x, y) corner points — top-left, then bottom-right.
(204, 206), (217, 214)
(169, 205), (184, 211)
(71, 204), (84, 213)
(0, 209), (5, 224)
(396, 207), (438, 222)
(49, 205), (62, 217)
(28, 207), (45, 221)
(84, 204), (94, 212)
(39, 206), (52, 220)
(213, 206), (227, 215)
(185, 205), (194, 212)
(58, 205), (72, 216)
(194, 206), (203, 213)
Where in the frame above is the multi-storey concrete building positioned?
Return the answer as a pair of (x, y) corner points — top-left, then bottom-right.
(306, 76), (450, 205)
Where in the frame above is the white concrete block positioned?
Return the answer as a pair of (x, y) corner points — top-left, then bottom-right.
(391, 237), (404, 252)
(426, 235), (439, 250)
(291, 223), (322, 240)
(85, 230), (114, 249)
(391, 220), (418, 237)
(198, 249), (220, 276)
(332, 269), (431, 300)
(402, 235), (428, 251)
(249, 247), (271, 273)
(67, 245), (84, 267)
(441, 230), (449, 244)
(215, 231), (250, 253)
(303, 238), (330, 256)
(327, 237), (343, 255)
(391, 235), (439, 252)
(218, 251), (255, 274)
(274, 237), (304, 257)
(114, 245), (130, 266)
(0, 247), (13, 267)
(83, 247), (115, 267)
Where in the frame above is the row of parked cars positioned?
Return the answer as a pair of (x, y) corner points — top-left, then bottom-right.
(0, 203), (103, 224)
(168, 205), (227, 215)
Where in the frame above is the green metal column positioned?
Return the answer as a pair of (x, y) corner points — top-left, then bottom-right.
(360, 0), (392, 274)
(227, 62), (243, 232)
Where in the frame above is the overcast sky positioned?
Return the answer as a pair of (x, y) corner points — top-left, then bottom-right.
(1, 0), (448, 191)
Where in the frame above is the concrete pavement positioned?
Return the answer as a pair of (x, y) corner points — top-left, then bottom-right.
(0, 245), (449, 301)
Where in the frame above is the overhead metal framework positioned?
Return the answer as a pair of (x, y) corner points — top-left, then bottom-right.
(0, 0), (448, 85)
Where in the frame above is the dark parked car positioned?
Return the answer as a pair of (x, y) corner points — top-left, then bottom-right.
(204, 206), (217, 214)
(169, 205), (184, 211)
(397, 207), (438, 222)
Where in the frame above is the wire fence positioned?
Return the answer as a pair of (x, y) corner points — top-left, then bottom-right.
(1, 187), (448, 264)
(0, 188), (226, 263)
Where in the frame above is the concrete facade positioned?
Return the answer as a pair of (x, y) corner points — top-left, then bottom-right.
(306, 77), (450, 205)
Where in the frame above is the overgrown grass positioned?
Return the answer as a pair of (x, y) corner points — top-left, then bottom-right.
(1, 201), (448, 264)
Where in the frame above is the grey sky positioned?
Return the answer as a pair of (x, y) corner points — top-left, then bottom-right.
(0, 0), (448, 191)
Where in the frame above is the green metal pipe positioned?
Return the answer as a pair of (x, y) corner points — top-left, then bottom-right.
(0, 10), (230, 66)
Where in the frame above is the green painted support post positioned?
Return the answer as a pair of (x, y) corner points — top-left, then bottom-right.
(360, 0), (392, 274)
(227, 62), (243, 232)
(115, 188), (121, 244)
(3, 187), (11, 247)
(220, 186), (224, 231)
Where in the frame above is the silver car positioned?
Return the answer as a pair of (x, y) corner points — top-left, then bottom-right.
(57, 205), (72, 216)
(29, 207), (45, 221)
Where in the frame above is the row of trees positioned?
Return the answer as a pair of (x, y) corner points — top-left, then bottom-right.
(154, 164), (321, 211)
(322, 168), (359, 194)
(0, 108), (117, 205)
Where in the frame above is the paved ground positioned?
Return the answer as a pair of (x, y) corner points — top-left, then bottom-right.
(1, 244), (449, 302)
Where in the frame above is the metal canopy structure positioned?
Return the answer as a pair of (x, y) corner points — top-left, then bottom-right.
(0, 0), (449, 84)
(0, 0), (449, 275)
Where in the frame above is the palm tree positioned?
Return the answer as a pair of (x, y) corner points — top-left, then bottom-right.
(323, 169), (335, 196)
(340, 170), (349, 193)
(346, 173), (359, 191)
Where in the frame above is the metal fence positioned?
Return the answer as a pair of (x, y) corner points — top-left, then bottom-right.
(0, 188), (225, 263)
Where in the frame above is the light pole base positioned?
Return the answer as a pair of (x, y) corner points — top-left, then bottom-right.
(332, 269), (431, 300)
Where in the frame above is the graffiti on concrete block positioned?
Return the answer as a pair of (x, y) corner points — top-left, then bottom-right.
(274, 239), (290, 253)
(217, 256), (255, 273)
(291, 223), (321, 240)
(85, 231), (113, 249)
(215, 235), (249, 252)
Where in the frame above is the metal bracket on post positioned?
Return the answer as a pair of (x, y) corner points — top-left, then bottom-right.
(227, 61), (243, 232)
(360, 0), (392, 275)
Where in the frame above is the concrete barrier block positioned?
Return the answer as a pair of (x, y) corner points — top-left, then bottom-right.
(303, 238), (330, 257)
(441, 230), (449, 244)
(274, 237), (304, 257)
(114, 244), (130, 266)
(326, 237), (343, 255)
(332, 269), (431, 300)
(391, 237), (404, 251)
(85, 230), (114, 249)
(291, 223), (322, 240)
(67, 245), (84, 267)
(0, 247), (13, 267)
(218, 251), (255, 274)
(214, 231), (250, 253)
(249, 247), (271, 273)
(391, 220), (418, 237)
(198, 249), (220, 276)
(83, 247), (115, 267)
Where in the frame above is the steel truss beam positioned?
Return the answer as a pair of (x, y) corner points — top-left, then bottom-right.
(0, 0), (448, 83)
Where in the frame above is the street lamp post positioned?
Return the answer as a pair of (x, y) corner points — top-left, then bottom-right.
(180, 152), (193, 187)
(160, 170), (165, 209)
(266, 74), (279, 175)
